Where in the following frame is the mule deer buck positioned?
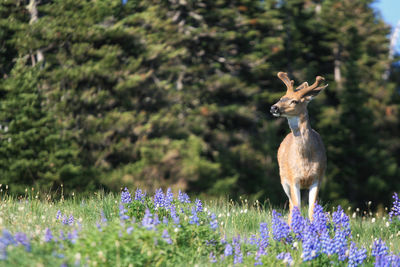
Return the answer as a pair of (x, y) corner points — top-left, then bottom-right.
(270, 72), (328, 225)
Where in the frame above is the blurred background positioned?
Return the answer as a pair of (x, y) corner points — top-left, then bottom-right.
(0, 0), (399, 210)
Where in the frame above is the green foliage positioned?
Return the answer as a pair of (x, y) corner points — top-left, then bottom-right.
(0, 0), (399, 208)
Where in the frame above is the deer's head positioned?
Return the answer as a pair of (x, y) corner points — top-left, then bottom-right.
(270, 72), (328, 117)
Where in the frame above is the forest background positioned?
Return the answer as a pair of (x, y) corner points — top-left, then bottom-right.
(0, 0), (399, 210)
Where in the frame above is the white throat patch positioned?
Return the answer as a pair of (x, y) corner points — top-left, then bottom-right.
(287, 116), (300, 133)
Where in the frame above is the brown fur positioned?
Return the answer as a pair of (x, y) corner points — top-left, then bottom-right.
(272, 72), (327, 224)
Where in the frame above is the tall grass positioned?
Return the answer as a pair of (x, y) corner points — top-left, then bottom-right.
(0, 186), (399, 266)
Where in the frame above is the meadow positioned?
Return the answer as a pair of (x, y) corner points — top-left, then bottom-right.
(0, 185), (399, 266)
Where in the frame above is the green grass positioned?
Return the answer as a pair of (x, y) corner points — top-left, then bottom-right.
(0, 188), (399, 266)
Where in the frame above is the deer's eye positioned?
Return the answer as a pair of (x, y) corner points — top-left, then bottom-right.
(290, 100), (299, 105)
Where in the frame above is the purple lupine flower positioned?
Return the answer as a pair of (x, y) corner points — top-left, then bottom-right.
(224, 243), (233, 257)
(374, 253), (400, 267)
(62, 215), (69, 225)
(248, 234), (259, 246)
(68, 215), (74, 226)
(59, 230), (66, 241)
(332, 227), (348, 261)
(254, 249), (263, 266)
(233, 236), (243, 264)
(348, 242), (367, 267)
(210, 213), (218, 231)
(271, 210), (291, 242)
(67, 230), (78, 244)
(14, 232), (30, 252)
(195, 199), (203, 212)
(170, 205), (180, 226)
(127, 226), (134, 234)
(154, 188), (165, 208)
(389, 192), (400, 222)
(312, 203), (328, 234)
(259, 223), (269, 255)
(44, 228), (53, 242)
(301, 223), (320, 261)
(2, 230), (16, 246)
(56, 210), (62, 220)
(0, 241), (6, 260)
(142, 209), (154, 230)
(121, 187), (132, 204)
(209, 252), (217, 263)
(189, 207), (200, 225)
(372, 239), (388, 258)
(291, 207), (306, 240)
(153, 214), (160, 226)
(320, 230), (335, 256)
(134, 188), (145, 203)
(165, 188), (174, 208)
(178, 190), (191, 203)
(162, 216), (168, 225)
(119, 204), (130, 221)
(100, 211), (107, 223)
(332, 206), (351, 238)
(96, 223), (102, 232)
(162, 229), (172, 244)
(277, 252), (293, 265)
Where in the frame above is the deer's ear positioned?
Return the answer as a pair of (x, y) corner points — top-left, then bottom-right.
(301, 84), (328, 102)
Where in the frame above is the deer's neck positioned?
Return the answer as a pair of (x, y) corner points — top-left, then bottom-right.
(287, 112), (313, 153)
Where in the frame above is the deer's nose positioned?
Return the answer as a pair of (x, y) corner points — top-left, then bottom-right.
(270, 105), (279, 114)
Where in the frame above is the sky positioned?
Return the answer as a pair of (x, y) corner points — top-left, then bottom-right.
(372, 0), (400, 53)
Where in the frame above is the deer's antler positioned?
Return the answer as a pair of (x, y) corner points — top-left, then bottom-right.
(297, 76), (327, 98)
(277, 72), (294, 93)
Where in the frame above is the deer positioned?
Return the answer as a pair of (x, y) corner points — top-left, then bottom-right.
(270, 72), (328, 225)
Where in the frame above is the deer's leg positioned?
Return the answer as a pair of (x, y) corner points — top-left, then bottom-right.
(282, 182), (293, 224)
(288, 183), (301, 225)
(308, 182), (319, 221)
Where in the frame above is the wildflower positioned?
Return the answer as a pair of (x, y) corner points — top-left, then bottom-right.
(195, 199), (203, 212)
(14, 232), (30, 252)
(332, 206), (351, 238)
(277, 252), (293, 265)
(178, 190), (191, 203)
(154, 188), (165, 208)
(332, 227), (348, 261)
(153, 214), (160, 226)
(209, 251), (217, 263)
(59, 230), (66, 241)
(259, 222), (269, 254)
(291, 207), (306, 240)
(162, 229), (172, 245)
(372, 239), (388, 258)
(312, 203), (328, 234)
(233, 236), (243, 264)
(348, 242), (367, 267)
(101, 210), (108, 223)
(170, 205), (180, 226)
(248, 235), (258, 246)
(68, 215), (74, 226)
(224, 243), (233, 257)
(127, 226), (134, 235)
(389, 192), (400, 222)
(142, 209), (154, 230)
(119, 204), (129, 221)
(210, 213), (218, 231)
(189, 207), (200, 225)
(44, 228), (53, 242)
(121, 187), (132, 204)
(134, 188), (145, 203)
(320, 231), (334, 256)
(254, 249), (263, 266)
(163, 216), (168, 225)
(56, 210), (62, 220)
(1, 230), (16, 246)
(271, 210), (291, 242)
(67, 230), (78, 244)
(165, 188), (174, 208)
(301, 223), (320, 262)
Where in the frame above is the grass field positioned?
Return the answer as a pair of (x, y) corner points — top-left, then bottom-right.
(0, 186), (399, 266)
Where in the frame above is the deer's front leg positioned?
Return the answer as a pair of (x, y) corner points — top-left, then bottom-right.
(308, 182), (319, 221)
(283, 182), (300, 225)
